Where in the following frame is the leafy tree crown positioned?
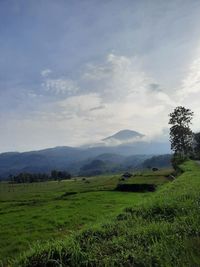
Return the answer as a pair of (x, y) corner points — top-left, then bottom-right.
(169, 106), (194, 155)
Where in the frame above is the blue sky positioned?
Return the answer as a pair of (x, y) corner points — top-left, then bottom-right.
(1, 0), (200, 152)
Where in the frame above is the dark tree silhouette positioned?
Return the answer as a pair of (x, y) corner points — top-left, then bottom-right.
(169, 106), (194, 155)
(194, 132), (200, 157)
(9, 170), (72, 183)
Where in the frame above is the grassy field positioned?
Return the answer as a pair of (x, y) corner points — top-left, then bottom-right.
(10, 161), (200, 267)
(0, 169), (171, 265)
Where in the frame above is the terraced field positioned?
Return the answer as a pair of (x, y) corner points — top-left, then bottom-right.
(0, 169), (171, 265)
(9, 161), (200, 267)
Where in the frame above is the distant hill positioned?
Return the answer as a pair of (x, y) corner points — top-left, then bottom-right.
(79, 159), (108, 176)
(0, 147), (84, 178)
(78, 154), (172, 176)
(140, 154), (172, 169)
(0, 129), (171, 179)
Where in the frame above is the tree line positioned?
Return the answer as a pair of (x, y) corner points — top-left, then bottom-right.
(9, 170), (72, 184)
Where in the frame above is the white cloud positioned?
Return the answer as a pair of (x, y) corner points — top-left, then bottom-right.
(57, 93), (102, 117)
(34, 53), (174, 145)
(176, 46), (200, 132)
(41, 69), (52, 77)
(79, 53), (175, 138)
(42, 78), (79, 95)
(178, 56), (200, 99)
(82, 53), (151, 102)
(1, 54), (179, 151)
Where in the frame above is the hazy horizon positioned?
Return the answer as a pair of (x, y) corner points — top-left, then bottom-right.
(1, 0), (200, 152)
(0, 128), (170, 154)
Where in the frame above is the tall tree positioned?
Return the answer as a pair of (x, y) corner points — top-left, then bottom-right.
(169, 106), (194, 155)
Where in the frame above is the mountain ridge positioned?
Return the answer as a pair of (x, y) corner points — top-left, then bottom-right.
(0, 129), (170, 179)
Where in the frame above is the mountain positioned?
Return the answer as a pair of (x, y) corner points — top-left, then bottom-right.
(0, 147), (85, 178)
(0, 129), (171, 179)
(102, 129), (145, 145)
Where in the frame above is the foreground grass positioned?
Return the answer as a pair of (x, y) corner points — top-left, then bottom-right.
(13, 161), (200, 266)
(0, 170), (170, 265)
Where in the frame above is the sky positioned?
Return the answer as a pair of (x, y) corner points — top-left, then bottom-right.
(1, 0), (200, 152)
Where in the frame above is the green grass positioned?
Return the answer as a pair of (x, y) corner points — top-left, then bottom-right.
(11, 161), (200, 267)
(123, 169), (173, 185)
(0, 170), (171, 265)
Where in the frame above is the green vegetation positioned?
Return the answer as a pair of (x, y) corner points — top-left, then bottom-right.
(169, 106), (194, 155)
(121, 169), (172, 185)
(11, 161), (200, 267)
(193, 132), (200, 159)
(0, 169), (170, 265)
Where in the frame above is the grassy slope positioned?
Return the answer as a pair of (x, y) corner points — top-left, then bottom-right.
(13, 161), (200, 267)
(121, 169), (172, 185)
(0, 171), (170, 265)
